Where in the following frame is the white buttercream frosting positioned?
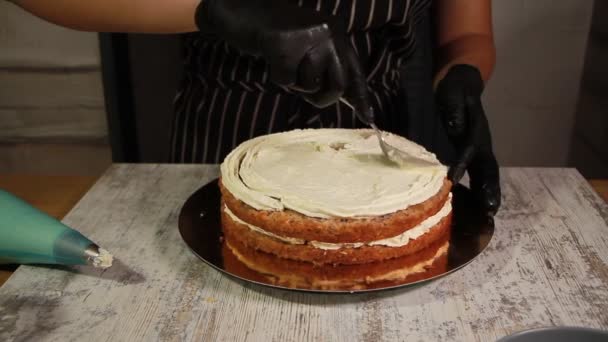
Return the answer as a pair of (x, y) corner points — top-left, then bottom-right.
(93, 248), (113, 268)
(310, 194), (452, 250)
(224, 205), (305, 245)
(221, 129), (447, 219)
(223, 193), (451, 250)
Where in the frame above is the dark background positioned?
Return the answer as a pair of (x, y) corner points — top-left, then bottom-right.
(98, 1), (607, 177)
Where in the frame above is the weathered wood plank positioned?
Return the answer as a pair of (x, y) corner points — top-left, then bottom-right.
(0, 3), (107, 143)
(0, 166), (606, 341)
(0, 2), (100, 68)
(0, 141), (111, 176)
(0, 107), (107, 140)
(0, 70), (107, 140)
(0, 71), (105, 109)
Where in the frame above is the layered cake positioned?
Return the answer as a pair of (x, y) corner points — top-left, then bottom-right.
(222, 230), (449, 290)
(219, 129), (452, 281)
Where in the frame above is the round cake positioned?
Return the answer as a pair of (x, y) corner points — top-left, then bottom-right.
(219, 128), (452, 267)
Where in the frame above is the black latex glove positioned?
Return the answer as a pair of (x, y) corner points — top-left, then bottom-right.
(436, 64), (501, 217)
(195, 0), (373, 121)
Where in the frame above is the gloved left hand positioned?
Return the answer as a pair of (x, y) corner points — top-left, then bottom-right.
(435, 64), (501, 217)
(195, 0), (373, 122)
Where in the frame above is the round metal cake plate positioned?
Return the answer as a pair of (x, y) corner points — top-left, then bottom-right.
(178, 179), (495, 294)
(496, 327), (608, 342)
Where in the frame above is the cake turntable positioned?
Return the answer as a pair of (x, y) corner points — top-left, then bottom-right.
(178, 179), (494, 293)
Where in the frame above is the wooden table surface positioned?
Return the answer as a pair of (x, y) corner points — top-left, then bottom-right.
(0, 165), (607, 341)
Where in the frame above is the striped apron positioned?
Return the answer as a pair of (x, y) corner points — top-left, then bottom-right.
(170, 0), (436, 164)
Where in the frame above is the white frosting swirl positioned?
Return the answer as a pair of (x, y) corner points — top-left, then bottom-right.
(221, 129), (447, 219)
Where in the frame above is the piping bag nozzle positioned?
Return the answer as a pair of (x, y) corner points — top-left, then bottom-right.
(0, 189), (113, 269)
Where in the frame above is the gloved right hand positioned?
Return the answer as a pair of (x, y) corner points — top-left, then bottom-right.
(195, 0), (372, 118)
(436, 65), (501, 217)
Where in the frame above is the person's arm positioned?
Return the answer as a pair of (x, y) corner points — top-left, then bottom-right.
(433, 0), (495, 86)
(433, 0), (501, 217)
(10, 0), (372, 120)
(10, 0), (199, 33)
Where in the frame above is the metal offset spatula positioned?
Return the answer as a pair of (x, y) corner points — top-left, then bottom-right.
(340, 98), (437, 168)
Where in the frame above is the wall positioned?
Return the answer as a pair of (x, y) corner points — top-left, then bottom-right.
(569, 0), (608, 178)
(484, 0), (594, 167)
(125, 1), (599, 171)
(0, 2), (111, 176)
(0, 1), (603, 175)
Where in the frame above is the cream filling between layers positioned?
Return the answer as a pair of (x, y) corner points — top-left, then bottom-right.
(363, 242), (449, 283)
(223, 194), (452, 250)
(226, 241), (449, 290)
(221, 129), (447, 219)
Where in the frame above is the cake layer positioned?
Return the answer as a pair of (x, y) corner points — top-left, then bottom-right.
(221, 206), (452, 265)
(220, 178), (451, 243)
(221, 129), (448, 219)
(223, 193), (452, 249)
(222, 231), (450, 291)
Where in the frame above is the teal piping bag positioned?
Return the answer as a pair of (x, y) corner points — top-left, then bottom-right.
(0, 189), (113, 269)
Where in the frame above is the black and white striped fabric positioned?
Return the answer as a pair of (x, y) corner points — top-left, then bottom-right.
(170, 0), (432, 163)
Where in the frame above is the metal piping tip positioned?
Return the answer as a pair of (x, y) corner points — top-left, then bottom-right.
(84, 244), (114, 269)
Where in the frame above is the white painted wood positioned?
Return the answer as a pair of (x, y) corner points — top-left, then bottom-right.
(0, 2), (100, 68)
(0, 165), (606, 341)
(0, 2), (106, 143)
(0, 70), (107, 139)
(0, 71), (104, 108)
(0, 142), (111, 176)
(0, 108), (107, 139)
